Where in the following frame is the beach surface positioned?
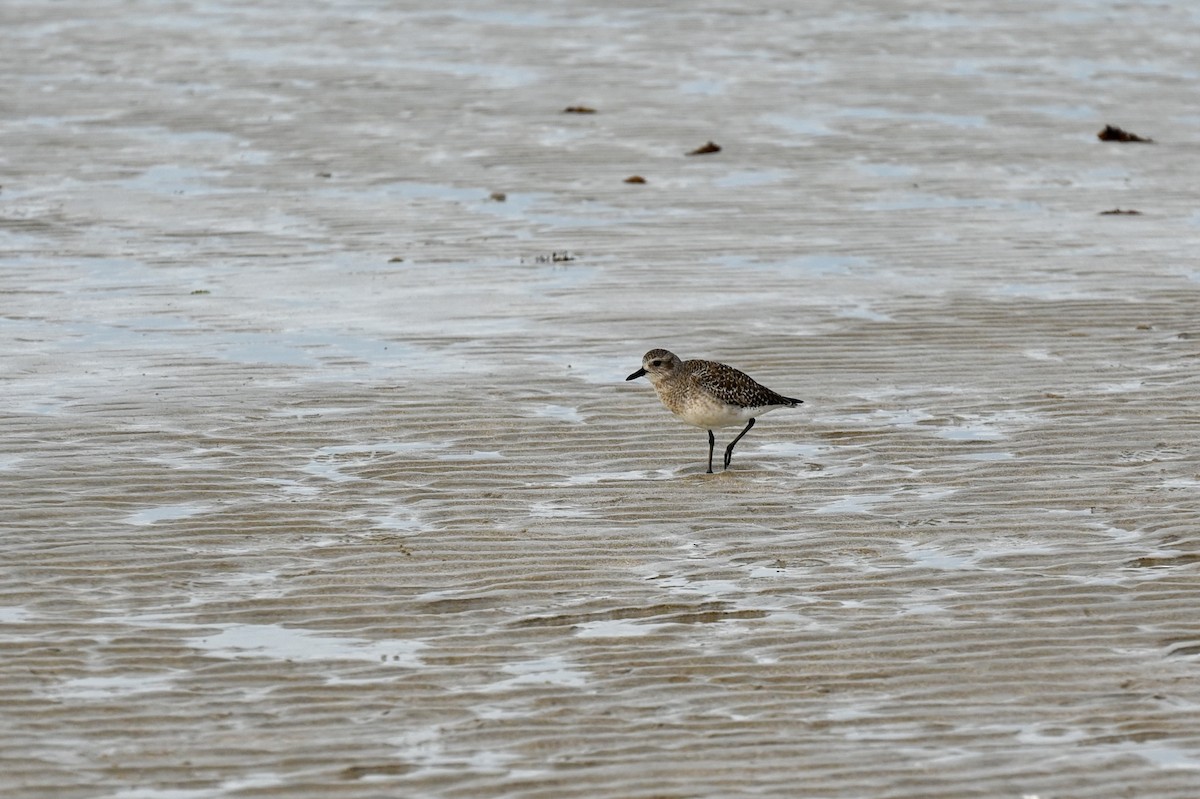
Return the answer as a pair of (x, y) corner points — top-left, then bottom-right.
(3, 1), (1200, 797)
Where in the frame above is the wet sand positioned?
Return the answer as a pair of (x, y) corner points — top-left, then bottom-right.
(4, 1), (1200, 797)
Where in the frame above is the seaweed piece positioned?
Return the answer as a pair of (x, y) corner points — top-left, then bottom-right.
(1098, 125), (1153, 143)
(534, 251), (575, 263)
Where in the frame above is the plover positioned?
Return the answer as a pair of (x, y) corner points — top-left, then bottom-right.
(626, 349), (803, 473)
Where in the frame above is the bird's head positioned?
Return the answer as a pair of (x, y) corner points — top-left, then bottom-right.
(626, 349), (682, 383)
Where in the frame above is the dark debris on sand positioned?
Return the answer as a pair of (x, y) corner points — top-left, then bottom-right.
(1098, 124), (1153, 143)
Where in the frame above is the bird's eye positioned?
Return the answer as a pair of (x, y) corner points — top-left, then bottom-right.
(650, 360), (662, 367)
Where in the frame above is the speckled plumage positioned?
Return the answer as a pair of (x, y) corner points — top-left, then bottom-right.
(626, 348), (803, 472)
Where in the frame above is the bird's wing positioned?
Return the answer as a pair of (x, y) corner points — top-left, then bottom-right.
(691, 360), (795, 408)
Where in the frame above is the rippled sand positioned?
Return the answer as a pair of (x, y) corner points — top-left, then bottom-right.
(4, 2), (1200, 797)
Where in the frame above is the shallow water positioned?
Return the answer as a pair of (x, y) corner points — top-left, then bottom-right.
(4, 1), (1200, 798)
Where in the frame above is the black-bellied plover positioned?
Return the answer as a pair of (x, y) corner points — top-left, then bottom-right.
(626, 349), (803, 473)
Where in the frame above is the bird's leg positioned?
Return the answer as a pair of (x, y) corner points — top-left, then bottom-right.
(724, 418), (756, 470)
(707, 430), (715, 474)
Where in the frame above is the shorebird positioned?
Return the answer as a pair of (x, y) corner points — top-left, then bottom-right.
(626, 348), (803, 473)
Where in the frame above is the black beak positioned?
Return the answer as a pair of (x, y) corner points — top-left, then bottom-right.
(626, 368), (647, 381)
